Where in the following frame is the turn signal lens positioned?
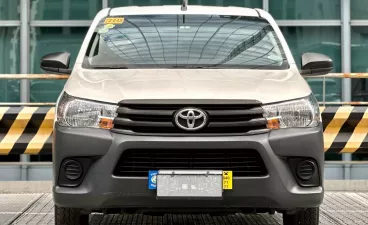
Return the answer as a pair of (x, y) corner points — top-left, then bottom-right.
(99, 117), (114, 129)
(267, 117), (280, 130)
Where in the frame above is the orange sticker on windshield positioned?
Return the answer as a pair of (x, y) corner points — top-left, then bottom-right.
(104, 17), (124, 24)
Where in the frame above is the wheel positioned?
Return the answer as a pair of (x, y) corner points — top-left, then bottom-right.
(55, 205), (89, 225)
(283, 207), (319, 225)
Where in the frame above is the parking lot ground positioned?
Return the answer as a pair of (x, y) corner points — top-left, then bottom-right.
(1, 192), (368, 224)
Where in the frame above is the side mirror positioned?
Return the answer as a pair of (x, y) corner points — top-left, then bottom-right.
(40, 52), (72, 74)
(300, 53), (333, 76)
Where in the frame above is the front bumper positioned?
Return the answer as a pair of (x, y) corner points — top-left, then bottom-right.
(53, 124), (324, 210)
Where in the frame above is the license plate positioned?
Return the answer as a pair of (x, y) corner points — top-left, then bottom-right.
(156, 170), (223, 198)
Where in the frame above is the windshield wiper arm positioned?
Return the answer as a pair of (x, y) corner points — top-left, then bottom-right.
(92, 65), (129, 69)
(170, 65), (219, 69)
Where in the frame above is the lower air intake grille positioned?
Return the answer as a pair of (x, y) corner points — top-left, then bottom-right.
(113, 149), (268, 177)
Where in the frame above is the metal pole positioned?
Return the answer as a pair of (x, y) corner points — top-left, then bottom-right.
(323, 76), (326, 106)
(20, 2), (30, 101)
(62, 0), (71, 36)
(20, 0), (30, 181)
(216, 0), (223, 5)
(262, 0), (269, 11)
(341, 0), (352, 180)
(342, 0), (351, 102)
(102, 0), (108, 8)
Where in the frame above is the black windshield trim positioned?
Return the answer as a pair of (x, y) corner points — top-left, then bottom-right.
(83, 57), (289, 70)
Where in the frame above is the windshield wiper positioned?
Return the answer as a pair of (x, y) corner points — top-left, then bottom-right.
(170, 65), (220, 69)
(92, 65), (129, 69)
(250, 59), (289, 69)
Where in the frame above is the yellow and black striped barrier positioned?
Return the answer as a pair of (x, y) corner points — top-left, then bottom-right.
(0, 107), (54, 155)
(321, 106), (368, 154)
(0, 106), (367, 155)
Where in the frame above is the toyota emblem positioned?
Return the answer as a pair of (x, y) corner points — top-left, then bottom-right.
(174, 108), (208, 131)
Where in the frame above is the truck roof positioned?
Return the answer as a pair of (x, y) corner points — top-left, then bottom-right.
(109, 5), (260, 17)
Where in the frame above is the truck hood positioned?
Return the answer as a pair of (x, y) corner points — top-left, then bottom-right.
(64, 65), (311, 104)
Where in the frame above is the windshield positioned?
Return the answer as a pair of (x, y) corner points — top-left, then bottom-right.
(84, 14), (288, 69)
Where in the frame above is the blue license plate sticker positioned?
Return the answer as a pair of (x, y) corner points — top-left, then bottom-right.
(148, 170), (158, 190)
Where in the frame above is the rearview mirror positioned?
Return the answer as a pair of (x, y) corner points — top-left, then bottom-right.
(300, 53), (333, 76)
(40, 52), (72, 74)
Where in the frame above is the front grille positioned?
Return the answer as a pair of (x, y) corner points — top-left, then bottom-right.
(113, 149), (268, 177)
(111, 100), (268, 135)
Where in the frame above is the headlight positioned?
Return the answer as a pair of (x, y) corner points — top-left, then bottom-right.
(262, 94), (320, 129)
(57, 93), (118, 129)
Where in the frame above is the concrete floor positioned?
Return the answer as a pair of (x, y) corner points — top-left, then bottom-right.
(1, 192), (368, 224)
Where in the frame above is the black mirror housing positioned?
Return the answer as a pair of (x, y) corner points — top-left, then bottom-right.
(40, 52), (72, 74)
(300, 53), (333, 76)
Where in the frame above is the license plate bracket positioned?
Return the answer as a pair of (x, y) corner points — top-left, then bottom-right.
(156, 170), (223, 199)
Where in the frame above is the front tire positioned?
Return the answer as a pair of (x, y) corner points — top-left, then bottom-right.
(55, 205), (89, 225)
(283, 207), (319, 225)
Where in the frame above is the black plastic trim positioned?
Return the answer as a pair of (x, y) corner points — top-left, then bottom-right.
(64, 160), (83, 180)
(110, 128), (270, 137)
(254, 9), (262, 18)
(296, 160), (316, 181)
(287, 158), (320, 187)
(118, 99), (263, 105)
(113, 148), (268, 177)
(113, 99), (267, 136)
(58, 157), (93, 188)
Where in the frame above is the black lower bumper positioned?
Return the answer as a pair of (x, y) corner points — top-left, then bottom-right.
(53, 124), (324, 210)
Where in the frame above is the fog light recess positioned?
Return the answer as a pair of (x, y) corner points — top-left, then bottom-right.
(296, 160), (316, 181)
(64, 160), (83, 180)
(58, 158), (93, 187)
